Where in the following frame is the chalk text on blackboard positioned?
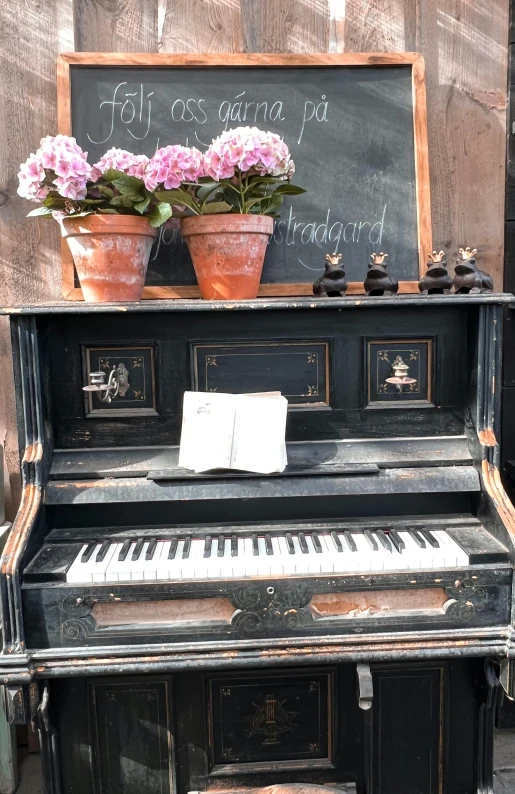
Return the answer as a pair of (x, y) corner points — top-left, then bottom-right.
(273, 205), (387, 250)
(87, 82), (154, 144)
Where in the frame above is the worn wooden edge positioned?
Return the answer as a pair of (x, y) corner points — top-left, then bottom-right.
(2, 293), (513, 315)
(482, 460), (515, 543)
(57, 51), (430, 301)
(412, 55), (432, 277)
(64, 281), (424, 301)
(58, 52), (422, 67)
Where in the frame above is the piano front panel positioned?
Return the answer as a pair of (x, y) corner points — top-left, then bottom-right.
(22, 564), (511, 650)
(43, 304), (468, 449)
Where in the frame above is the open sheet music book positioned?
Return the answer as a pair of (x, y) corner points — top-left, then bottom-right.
(179, 391), (288, 474)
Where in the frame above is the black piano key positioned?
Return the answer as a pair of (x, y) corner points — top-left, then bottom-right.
(81, 542), (96, 563)
(265, 534), (273, 555)
(217, 535), (225, 557)
(204, 536), (212, 558)
(312, 532), (322, 553)
(231, 535), (238, 557)
(286, 533), (295, 554)
(146, 538), (157, 560)
(132, 538), (145, 561)
(252, 534), (259, 556)
(364, 530), (378, 551)
(168, 538), (178, 560)
(118, 540), (131, 562)
(421, 529), (439, 548)
(377, 530), (392, 552)
(389, 529), (405, 553)
(408, 529), (426, 549)
(331, 531), (343, 552)
(298, 533), (309, 553)
(96, 540), (110, 562)
(344, 531), (357, 552)
(182, 537), (191, 559)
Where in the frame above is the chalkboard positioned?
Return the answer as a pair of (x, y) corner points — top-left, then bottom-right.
(58, 54), (431, 298)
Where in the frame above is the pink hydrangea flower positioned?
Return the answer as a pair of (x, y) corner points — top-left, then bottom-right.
(17, 135), (91, 203)
(203, 127), (295, 181)
(143, 145), (204, 191)
(91, 147), (149, 181)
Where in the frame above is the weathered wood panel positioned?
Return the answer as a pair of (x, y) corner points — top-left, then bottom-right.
(74, 0), (158, 52)
(160, 0), (243, 52)
(0, 0), (509, 513)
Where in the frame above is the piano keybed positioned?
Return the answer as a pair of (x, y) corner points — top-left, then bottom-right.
(63, 528), (471, 584)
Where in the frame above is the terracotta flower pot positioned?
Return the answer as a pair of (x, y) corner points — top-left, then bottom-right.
(181, 214), (274, 300)
(61, 215), (157, 303)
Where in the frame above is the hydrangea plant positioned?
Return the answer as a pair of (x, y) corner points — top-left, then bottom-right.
(18, 127), (304, 225)
(18, 136), (173, 227)
(151, 127), (304, 217)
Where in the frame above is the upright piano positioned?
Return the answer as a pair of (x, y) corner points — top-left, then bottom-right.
(1, 293), (515, 793)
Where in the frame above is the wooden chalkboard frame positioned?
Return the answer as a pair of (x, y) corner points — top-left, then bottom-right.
(57, 52), (431, 300)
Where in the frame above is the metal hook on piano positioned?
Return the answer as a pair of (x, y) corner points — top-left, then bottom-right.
(82, 364), (129, 404)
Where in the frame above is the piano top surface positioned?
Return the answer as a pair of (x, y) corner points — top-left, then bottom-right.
(0, 293), (513, 315)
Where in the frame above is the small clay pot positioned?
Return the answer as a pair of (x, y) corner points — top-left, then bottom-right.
(61, 215), (157, 302)
(181, 214), (274, 300)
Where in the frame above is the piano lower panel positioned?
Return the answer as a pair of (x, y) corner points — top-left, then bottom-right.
(22, 566), (512, 650)
(50, 659), (481, 794)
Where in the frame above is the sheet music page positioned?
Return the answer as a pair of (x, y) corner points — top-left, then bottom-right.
(230, 394), (288, 474)
(178, 392), (236, 473)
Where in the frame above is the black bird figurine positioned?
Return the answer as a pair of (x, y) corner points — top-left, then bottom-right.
(364, 252), (398, 296)
(453, 247), (493, 294)
(418, 250), (453, 294)
(313, 253), (347, 297)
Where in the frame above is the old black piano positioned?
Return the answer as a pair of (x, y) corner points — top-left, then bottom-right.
(1, 292), (515, 793)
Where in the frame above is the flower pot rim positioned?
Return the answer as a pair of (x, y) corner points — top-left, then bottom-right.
(61, 214), (158, 238)
(181, 213), (273, 235)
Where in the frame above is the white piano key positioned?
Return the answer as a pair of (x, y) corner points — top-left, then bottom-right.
(432, 530), (469, 567)
(66, 543), (97, 583)
(91, 542), (118, 583)
(103, 542), (126, 582)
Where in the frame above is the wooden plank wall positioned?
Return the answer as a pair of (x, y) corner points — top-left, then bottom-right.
(0, 0), (509, 514)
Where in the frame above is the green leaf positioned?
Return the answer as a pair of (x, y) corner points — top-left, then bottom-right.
(27, 206), (53, 217)
(81, 198), (105, 205)
(97, 185), (115, 198)
(148, 201), (173, 227)
(271, 183), (307, 195)
(97, 208), (119, 214)
(197, 182), (222, 202)
(201, 201), (232, 215)
(114, 184), (144, 202)
(42, 196), (66, 209)
(155, 189), (200, 214)
(102, 168), (126, 183)
(134, 196), (151, 214)
(110, 195), (135, 208)
(258, 193), (284, 216)
(112, 174), (145, 192)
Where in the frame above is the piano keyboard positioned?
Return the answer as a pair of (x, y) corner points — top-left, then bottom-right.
(65, 529), (470, 584)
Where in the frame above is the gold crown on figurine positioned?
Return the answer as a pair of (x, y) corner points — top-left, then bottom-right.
(458, 246), (478, 260)
(370, 252), (388, 265)
(428, 250), (445, 264)
(325, 252), (342, 265)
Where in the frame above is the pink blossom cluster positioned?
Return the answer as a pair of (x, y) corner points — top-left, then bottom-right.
(203, 127), (295, 182)
(91, 147), (149, 181)
(143, 145), (204, 191)
(17, 135), (92, 202)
